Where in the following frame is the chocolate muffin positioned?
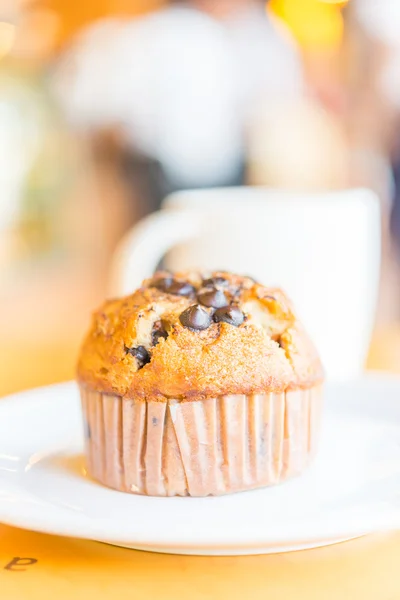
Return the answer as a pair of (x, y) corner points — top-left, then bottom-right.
(77, 271), (324, 497)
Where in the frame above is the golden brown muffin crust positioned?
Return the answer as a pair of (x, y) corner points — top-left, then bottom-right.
(77, 271), (324, 400)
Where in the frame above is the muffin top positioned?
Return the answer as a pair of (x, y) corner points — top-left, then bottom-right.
(77, 271), (324, 401)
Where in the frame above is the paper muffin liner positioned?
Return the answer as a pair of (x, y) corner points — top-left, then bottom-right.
(80, 385), (322, 497)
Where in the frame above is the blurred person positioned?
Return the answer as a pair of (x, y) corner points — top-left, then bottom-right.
(344, 0), (400, 324)
(247, 95), (349, 191)
(248, 0), (353, 192)
(344, 1), (395, 205)
(354, 0), (400, 260)
(53, 0), (304, 218)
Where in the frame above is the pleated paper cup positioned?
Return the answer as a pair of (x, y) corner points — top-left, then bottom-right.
(80, 385), (322, 497)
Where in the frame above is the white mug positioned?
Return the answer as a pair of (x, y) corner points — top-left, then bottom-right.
(111, 187), (381, 381)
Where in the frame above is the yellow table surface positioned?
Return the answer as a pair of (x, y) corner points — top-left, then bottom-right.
(1, 316), (400, 598)
(1, 526), (400, 600)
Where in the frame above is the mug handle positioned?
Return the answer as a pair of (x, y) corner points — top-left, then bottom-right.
(109, 209), (202, 295)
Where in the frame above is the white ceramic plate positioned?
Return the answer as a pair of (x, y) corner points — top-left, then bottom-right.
(0, 375), (400, 555)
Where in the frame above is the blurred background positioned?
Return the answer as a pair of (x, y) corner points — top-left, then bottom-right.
(1, 0), (400, 394)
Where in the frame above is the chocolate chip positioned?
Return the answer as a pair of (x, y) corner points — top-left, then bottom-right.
(152, 329), (168, 345)
(125, 345), (150, 368)
(152, 322), (168, 346)
(213, 305), (244, 327)
(202, 276), (229, 288)
(198, 288), (229, 309)
(150, 277), (195, 297)
(179, 304), (212, 330)
(152, 417), (158, 426)
(168, 281), (196, 297)
(150, 277), (173, 292)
